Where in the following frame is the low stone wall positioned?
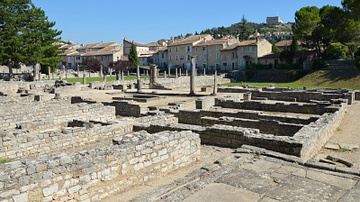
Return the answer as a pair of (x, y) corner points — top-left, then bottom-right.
(200, 116), (303, 136)
(134, 123), (303, 155)
(0, 130), (201, 202)
(0, 80), (55, 94)
(296, 103), (347, 160)
(0, 100), (115, 130)
(176, 109), (318, 125)
(215, 98), (340, 115)
(0, 121), (132, 160)
(218, 86), (355, 104)
(155, 75), (230, 90)
(104, 101), (147, 117)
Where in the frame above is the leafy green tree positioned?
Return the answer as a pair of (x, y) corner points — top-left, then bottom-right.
(0, 0), (62, 76)
(292, 6), (321, 55)
(238, 15), (251, 41)
(128, 44), (140, 69)
(290, 37), (299, 53)
(322, 42), (349, 60)
(272, 44), (281, 53)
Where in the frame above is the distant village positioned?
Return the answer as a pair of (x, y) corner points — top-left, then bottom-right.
(59, 16), (309, 72)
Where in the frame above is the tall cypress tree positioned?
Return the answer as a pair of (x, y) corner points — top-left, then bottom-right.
(128, 44), (140, 69)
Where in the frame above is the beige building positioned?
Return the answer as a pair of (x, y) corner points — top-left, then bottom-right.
(221, 38), (272, 70)
(167, 34), (213, 69)
(123, 38), (150, 57)
(266, 16), (283, 25)
(193, 37), (239, 70)
(152, 47), (168, 69)
(59, 42), (123, 69)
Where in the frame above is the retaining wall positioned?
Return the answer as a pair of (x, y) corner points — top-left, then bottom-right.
(0, 130), (201, 202)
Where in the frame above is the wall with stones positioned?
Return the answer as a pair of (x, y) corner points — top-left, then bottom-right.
(155, 75), (230, 90)
(218, 87), (355, 104)
(0, 81), (54, 94)
(176, 109), (318, 125)
(295, 103), (347, 160)
(0, 121), (132, 160)
(0, 100), (115, 130)
(0, 130), (201, 202)
(215, 98), (340, 115)
(134, 123), (304, 156)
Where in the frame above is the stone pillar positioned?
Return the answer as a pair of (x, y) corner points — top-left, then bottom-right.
(149, 65), (157, 89)
(48, 66), (51, 80)
(146, 70), (149, 77)
(179, 68), (182, 77)
(121, 70), (124, 80)
(168, 65), (171, 77)
(88, 71), (91, 78)
(100, 65), (103, 78)
(244, 92), (252, 100)
(77, 64), (80, 78)
(103, 74), (107, 82)
(175, 68), (178, 78)
(116, 72), (120, 81)
(186, 69), (188, 77)
(164, 71), (167, 79)
(109, 68), (112, 77)
(38, 72), (41, 81)
(203, 68), (206, 76)
(127, 70), (130, 76)
(212, 70), (218, 95)
(190, 56), (196, 95)
(83, 74), (86, 84)
(137, 65), (142, 92)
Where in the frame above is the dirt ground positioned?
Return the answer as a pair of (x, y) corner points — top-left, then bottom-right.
(315, 101), (360, 170)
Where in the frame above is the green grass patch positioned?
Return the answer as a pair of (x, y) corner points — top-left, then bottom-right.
(224, 70), (360, 90)
(0, 158), (12, 164)
(63, 76), (146, 84)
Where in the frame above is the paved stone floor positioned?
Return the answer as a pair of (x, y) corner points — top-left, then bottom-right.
(129, 146), (360, 202)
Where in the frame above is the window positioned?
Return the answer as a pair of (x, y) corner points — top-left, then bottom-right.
(216, 45), (220, 51)
(169, 56), (172, 61)
(215, 63), (220, 69)
(240, 47), (244, 54)
(223, 62), (227, 67)
(195, 47), (198, 52)
(203, 64), (207, 68)
(249, 47), (253, 54)
(186, 55), (191, 61)
(175, 47), (178, 52)
(186, 46), (192, 52)
(216, 53), (220, 61)
(202, 46), (206, 51)
(76, 57), (81, 60)
(169, 48), (172, 52)
(161, 53), (164, 58)
(176, 56), (179, 60)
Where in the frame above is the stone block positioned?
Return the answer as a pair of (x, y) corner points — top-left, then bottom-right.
(43, 183), (58, 197)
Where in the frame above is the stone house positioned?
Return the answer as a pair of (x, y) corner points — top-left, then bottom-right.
(166, 34), (213, 69)
(275, 40), (303, 51)
(220, 38), (272, 70)
(258, 50), (317, 68)
(59, 42), (123, 69)
(123, 38), (151, 57)
(193, 37), (239, 71)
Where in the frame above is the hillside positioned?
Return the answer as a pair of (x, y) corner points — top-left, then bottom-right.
(295, 70), (360, 90)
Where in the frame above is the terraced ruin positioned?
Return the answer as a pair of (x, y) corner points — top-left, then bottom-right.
(0, 74), (360, 201)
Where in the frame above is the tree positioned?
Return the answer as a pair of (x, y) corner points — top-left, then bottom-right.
(322, 42), (349, 60)
(290, 37), (299, 53)
(128, 44), (140, 69)
(82, 57), (101, 72)
(0, 0), (62, 76)
(292, 7), (321, 55)
(238, 15), (251, 41)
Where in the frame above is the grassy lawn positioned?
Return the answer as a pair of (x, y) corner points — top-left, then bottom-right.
(63, 76), (145, 84)
(224, 70), (360, 90)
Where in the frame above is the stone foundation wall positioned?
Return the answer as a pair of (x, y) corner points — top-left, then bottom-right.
(215, 98), (340, 115)
(0, 130), (201, 202)
(218, 87), (355, 104)
(0, 121), (132, 160)
(0, 81), (55, 94)
(0, 100), (115, 130)
(200, 116), (303, 136)
(176, 109), (318, 125)
(156, 75), (230, 90)
(296, 103), (347, 160)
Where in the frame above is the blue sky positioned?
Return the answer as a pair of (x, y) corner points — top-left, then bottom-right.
(32, 0), (342, 45)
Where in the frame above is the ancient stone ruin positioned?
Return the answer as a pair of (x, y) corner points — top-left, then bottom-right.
(0, 74), (359, 201)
